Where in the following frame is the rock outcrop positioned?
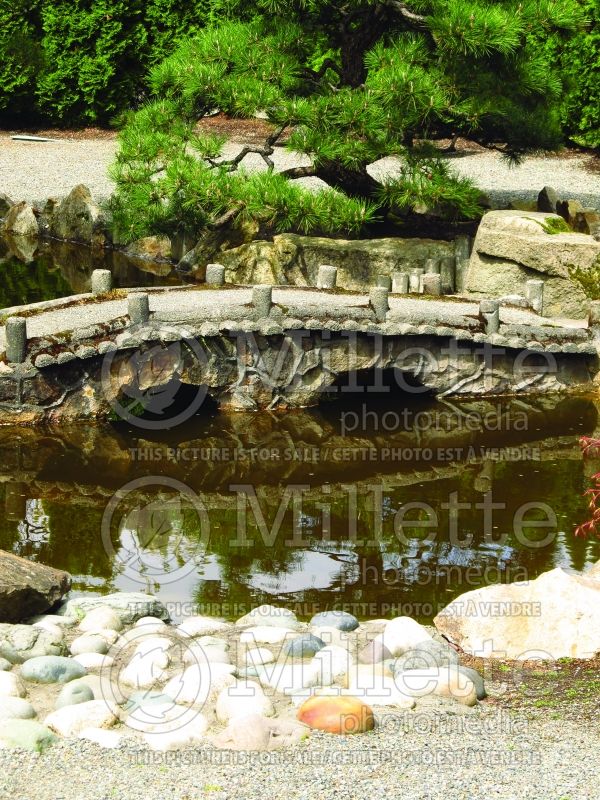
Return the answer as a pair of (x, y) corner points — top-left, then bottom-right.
(1, 202), (39, 238)
(0, 551), (71, 623)
(184, 233), (457, 290)
(49, 184), (108, 246)
(464, 210), (600, 318)
(434, 567), (600, 660)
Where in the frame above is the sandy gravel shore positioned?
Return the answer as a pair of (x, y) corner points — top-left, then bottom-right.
(1, 133), (598, 209)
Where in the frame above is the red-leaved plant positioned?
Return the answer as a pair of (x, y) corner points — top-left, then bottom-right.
(575, 436), (600, 538)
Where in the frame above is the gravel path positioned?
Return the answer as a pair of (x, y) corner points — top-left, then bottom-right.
(1, 710), (599, 800)
(1, 134), (598, 209)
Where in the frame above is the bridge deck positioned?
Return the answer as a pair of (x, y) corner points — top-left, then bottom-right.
(0, 286), (588, 352)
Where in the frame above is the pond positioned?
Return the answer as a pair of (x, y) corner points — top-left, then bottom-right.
(1, 393), (599, 622)
(0, 234), (183, 308)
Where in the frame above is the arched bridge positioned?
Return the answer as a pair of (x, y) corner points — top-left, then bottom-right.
(0, 282), (598, 423)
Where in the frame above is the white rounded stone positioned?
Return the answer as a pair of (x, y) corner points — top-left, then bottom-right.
(31, 621), (64, 640)
(245, 648), (274, 667)
(239, 626), (295, 645)
(45, 700), (118, 737)
(380, 617), (433, 657)
(309, 645), (353, 686)
(79, 608), (123, 633)
(177, 617), (230, 638)
(0, 672), (26, 698)
(70, 634), (109, 656)
(71, 653), (115, 671)
(163, 663), (235, 707)
(119, 650), (169, 689)
(215, 679), (274, 723)
(235, 605), (300, 630)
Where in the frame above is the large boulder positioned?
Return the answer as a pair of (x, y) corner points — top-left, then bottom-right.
(464, 210), (600, 318)
(61, 592), (169, 625)
(1, 201), (38, 237)
(189, 233), (455, 289)
(434, 567), (600, 660)
(0, 550), (71, 623)
(50, 184), (107, 245)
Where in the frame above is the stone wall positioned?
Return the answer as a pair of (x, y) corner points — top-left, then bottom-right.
(213, 234), (464, 290)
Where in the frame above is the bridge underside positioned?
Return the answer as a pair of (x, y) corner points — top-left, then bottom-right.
(0, 330), (596, 424)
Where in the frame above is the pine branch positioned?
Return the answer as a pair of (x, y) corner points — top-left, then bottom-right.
(279, 166), (318, 179)
(384, 1), (428, 29)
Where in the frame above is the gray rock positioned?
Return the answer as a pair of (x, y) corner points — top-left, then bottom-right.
(464, 210), (600, 319)
(125, 691), (175, 711)
(309, 611), (359, 632)
(61, 592), (169, 626)
(393, 639), (460, 673)
(283, 634), (325, 658)
(50, 184), (103, 244)
(0, 549), (71, 623)
(1, 201), (38, 237)
(0, 697), (37, 721)
(537, 186), (558, 213)
(55, 681), (94, 709)
(235, 604), (300, 630)
(20, 656), (86, 684)
(0, 657), (11, 670)
(0, 719), (56, 751)
(69, 634), (109, 656)
(216, 233), (455, 290)
(357, 639), (393, 664)
(457, 666), (486, 700)
(0, 624), (65, 664)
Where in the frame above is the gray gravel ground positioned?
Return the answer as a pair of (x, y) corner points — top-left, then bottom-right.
(1, 708), (599, 800)
(1, 134), (598, 209)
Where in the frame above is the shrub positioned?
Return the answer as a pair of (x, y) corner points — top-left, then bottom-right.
(0, 0), (223, 126)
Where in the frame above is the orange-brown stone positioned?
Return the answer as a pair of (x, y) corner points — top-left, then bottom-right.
(297, 695), (375, 735)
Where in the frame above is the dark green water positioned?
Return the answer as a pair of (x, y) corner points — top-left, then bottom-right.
(0, 234), (182, 308)
(1, 394), (599, 622)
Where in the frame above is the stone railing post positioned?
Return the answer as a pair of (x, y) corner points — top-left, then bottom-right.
(253, 285), (273, 318)
(480, 299), (500, 334)
(440, 256), (456, 294)
(392, 272), (409, 294)
(409, 268), (424, 294)
(91, 269), (112, 295)
(128, 292), (150, 325)
(421, 274), (442, 296)
(376, 275), (392, 290)
(370, 286), (389, 322)
(588, 301), (600, 334)
(5, 317), (27, 363)
(317, 265), (337, 289)
(454, 235), (471, 293)
(425, 258), (440, 274)
(205, 264), (226, 286)
(526, 279), (544, 315)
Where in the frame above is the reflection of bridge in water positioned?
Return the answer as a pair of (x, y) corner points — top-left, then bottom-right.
(0, 397), (599, 618)
(0, 284), (598, 422)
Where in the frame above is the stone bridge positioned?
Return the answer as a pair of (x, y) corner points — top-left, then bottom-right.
(0, 276), (598, 423)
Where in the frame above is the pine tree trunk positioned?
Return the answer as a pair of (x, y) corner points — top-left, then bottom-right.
(339, 7), (389, 87)
(315, 161), (381, 199)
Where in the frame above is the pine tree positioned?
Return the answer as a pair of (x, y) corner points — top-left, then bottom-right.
(110, 0), (584, 246)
